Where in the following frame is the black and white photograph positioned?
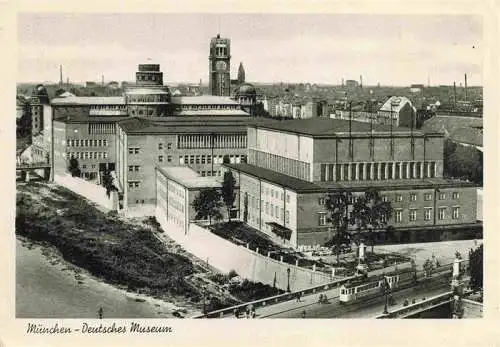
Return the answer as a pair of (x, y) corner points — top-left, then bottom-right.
(3, 3), (498, 345)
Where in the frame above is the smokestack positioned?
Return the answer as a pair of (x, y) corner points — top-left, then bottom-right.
(453, 82), (457, 108)
(59, 65), (63, 88)
(341, 78), (344, 87)
(102, 74), (104, 86)
(66, 77), (69, 89)
(360, 75), (363, 88)
(464, 73), (468, 102)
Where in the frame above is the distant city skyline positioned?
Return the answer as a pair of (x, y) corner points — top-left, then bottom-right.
(18, 13), (483, 86)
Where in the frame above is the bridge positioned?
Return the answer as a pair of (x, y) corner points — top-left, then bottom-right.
(16, 162), (52, 182)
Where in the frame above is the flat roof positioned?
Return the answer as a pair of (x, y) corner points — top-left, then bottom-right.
(171, 95), (240, 105)
(51, 96), (125, 105)
(174, 109), (250, 116)
(224, 163), (476, 193)
(251, 118), (438, 138)
(157, 166), (221, 189)
(119, 117), (250, 134)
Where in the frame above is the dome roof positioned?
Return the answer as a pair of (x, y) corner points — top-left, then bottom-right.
(235, 83), (256, 97)
(32, 84), (48, 96)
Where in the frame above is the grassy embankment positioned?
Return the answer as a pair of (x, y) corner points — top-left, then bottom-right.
(16, 182), (198, 301)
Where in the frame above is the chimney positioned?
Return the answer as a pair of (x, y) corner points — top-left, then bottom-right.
(360, 75), (363, 88)
(59, 65), (63, 88)
(453, 82), (457, 107)
(464, 73), (468, 102)
(102, 74), (104, 86)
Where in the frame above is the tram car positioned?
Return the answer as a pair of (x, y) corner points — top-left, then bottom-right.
(339, 268), (417, 304)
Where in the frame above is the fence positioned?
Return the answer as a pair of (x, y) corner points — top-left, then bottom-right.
(155, 209), (334, 292)
(193, 275), (358, 318)
(54, 174), (118, 211)
(375, 291), (454, 319)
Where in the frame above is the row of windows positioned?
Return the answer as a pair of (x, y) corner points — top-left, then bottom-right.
(394, 207), (460, 222)
(319, 161), (437, 182)
(88, 123), (116, 134)
(67, 139), (108, 147)
(179, 154), (246, 165)
(158, 155), (172, 163)
(128, 181), (140, 188)
(316, 206), (461, 226)
(126, 95), (168, 103)
(176, 104), (239, 111)
(177, 134), (247, 149)
(198, 170), (223, 177)
(65, 152), (108, 160)
(317, 192), (460, 206)
(264, 187), (291, 203)
(137, 74), (160, 81)
(246, 193), (291, 224)
(128, 165), (140, 172)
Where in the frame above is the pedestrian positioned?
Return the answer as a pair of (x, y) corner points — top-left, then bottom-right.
(251, 310), (256, 319)
(301, 310), (306, 318)
(412, 298), (416, 305)
(233, 308), (238, 318)
(98, 306), (103, 319)
(318, 294), (323, 303)
(296, 292), (301, 303)
(403, 299), (409, 307)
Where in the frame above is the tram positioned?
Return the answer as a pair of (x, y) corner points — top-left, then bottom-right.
(339, 268), (417, 304)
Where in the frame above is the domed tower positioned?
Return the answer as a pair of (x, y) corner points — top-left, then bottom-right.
(209, 34), (231, 96)
(125, 63), (171, 117)
(233, 83), (257, 115)
(30, 84), (50, 135)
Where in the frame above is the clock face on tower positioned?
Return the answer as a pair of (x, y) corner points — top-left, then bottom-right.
(215, 61), (227, 72)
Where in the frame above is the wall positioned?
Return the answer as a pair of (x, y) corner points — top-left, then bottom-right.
(155, 208), (332, 291)
(54, 173), (118, 210)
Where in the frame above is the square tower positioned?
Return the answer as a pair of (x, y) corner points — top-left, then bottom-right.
(209, 34), (231, 96)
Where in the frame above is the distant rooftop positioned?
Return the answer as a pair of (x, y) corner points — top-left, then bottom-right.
(175, 109), (250, 117)
(118, 117), (251, 134)
(157, 166), (221, 189)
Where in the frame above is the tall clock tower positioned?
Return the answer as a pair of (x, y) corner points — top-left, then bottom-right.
(209, 34), (231, 96)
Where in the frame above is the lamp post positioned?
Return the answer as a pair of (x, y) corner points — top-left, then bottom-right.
(203, 286), (207, 314)
(287, 268), (291, 293)
(383, 278), (389, 314)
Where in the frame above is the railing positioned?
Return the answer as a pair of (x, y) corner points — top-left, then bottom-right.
(16, 162), (51, 169)
(191, 274), (360, 319)
(376, 291), (454, 319)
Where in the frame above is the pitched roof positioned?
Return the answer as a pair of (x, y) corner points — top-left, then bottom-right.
(450, 127), (483, 147)
(379, 96), (415, 113)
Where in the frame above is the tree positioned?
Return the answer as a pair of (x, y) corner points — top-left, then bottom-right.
(444, 139), (483, 185)
(468, 244), (483, 292)
(68, 156), (81, 177)
(324, 192), (353, 264)
(192, 188), (223, 225)
(351, 189), (393, 253)
(101, 170), (117, 198)
(221, 170), (236, 221)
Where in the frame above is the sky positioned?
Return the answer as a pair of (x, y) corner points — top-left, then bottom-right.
(17, 13), (483, 86)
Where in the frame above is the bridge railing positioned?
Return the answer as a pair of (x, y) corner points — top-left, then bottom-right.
(376, 291), (454, 319)
(192, 274), (360, 319)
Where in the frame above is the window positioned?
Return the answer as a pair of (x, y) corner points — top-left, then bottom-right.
(287, 194), (290, 203)
(103, 140), (108, 146)
(275, 206), (279, 218)
(82, 165), (87, 169)
(410, 193), (417, 202)
(318, 213), (327, 226)
(452, 207), (460, 219)
(396, 195), (403, 202)
(285, 210), (290, 224)
(128, 166), (134, 172)
(167, 143), (172, 149)
(190, 155), (194, 164)
(167, 155), (172, 163)
(134, 165), (140, 171)
(438, 207), (446, 220)
(201, 155), (206, 164)
(395, 210), (402, 223)
(179, 156), (185, 164)
(424, 208), (432, 221)
(381, 213), (387, 223)
(196, 155), (200, 164)
(265, 202), (269, 214)
(270, 204), (274, 217)
(128, 181), (139, 189)
(452, 192), (460, 200)
(424, 193), (432, 201)
(409, 209), (417, 221)
(318, 198), (326, 205)
(439, 192), (446, 200)
(158, 143), (163, 150)
(382, 196), (389, 202)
